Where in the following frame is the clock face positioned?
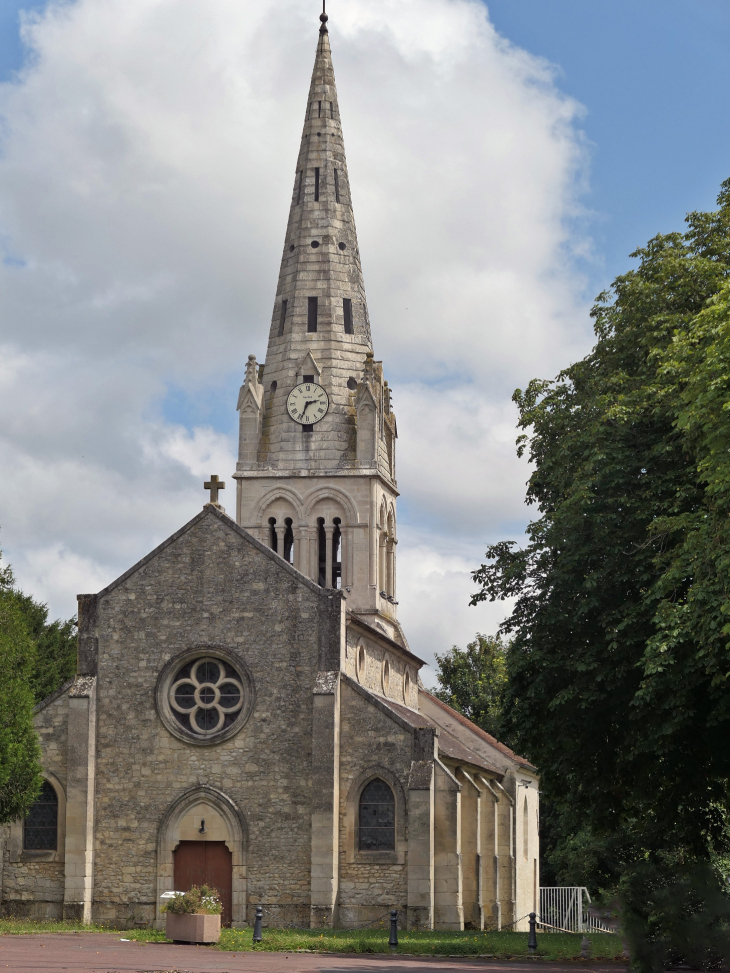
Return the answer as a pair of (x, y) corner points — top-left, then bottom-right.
(287, 382), (329, 425)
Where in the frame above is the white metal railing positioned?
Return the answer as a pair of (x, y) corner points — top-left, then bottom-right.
(538, 887), (614, 933)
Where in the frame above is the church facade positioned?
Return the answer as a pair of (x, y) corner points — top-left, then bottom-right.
(1, 14), (539, 932)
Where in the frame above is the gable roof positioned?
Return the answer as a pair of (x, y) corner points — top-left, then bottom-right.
(82, 504), (339, 602)
(421, 690), (537, 773)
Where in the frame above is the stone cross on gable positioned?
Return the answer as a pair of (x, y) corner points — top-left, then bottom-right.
(204, 475), (225, 506)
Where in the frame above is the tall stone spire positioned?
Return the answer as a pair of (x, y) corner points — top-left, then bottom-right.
(234, 13), (401, 640)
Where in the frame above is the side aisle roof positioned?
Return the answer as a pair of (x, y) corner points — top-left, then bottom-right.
(420, 690), (537, 774)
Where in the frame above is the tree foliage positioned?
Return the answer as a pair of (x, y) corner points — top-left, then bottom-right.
(433, 633), (509, 741)
(0, 550), (77, 703)
(471, 181), (730, 899)
(0, 588), (43, 823)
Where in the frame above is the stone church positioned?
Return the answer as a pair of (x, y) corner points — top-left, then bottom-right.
(1, 13), (539, 932)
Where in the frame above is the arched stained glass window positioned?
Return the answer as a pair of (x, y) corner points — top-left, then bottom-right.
(358, 778), (395, 851)
(23, 780), (58, 851)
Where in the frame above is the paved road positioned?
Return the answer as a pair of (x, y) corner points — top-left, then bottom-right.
(0, 933), (627, 973)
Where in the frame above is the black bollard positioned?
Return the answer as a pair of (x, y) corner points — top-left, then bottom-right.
(389, 910), (398, 949)
(253, 905), (263, 944)
(528, 912), (538, 954)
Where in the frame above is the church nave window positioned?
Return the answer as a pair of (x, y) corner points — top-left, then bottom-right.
(23, 780), (58, 851)
(358, 778), (395, 851)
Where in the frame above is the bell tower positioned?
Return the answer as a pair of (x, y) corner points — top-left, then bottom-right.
(233, 11), (402, 641)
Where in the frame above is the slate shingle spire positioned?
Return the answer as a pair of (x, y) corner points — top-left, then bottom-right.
(237, 11), (382, 472)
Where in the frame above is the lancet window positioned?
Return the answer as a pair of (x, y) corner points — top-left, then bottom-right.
(23, 780), (58, 851)
(358, 778), (395, 851)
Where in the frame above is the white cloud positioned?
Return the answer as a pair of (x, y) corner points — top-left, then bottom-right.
(0, 0), (593, 658)
(396, 529), (516, 685)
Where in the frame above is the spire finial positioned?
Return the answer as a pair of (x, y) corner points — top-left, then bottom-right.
(319, 0), (328, 33)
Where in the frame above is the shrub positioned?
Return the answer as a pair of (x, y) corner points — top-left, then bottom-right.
(162, 885), (222, 915)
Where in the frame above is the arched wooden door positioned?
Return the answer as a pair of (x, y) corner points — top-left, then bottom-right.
(174, 840), (232, 927)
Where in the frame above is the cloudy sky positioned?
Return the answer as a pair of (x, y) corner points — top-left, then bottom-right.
(1, 0), (728, 683)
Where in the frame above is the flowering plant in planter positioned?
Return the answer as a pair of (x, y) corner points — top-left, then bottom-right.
(162, 885), (222, 944)
(162, 884), (222, 915)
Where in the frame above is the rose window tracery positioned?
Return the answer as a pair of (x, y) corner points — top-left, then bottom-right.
(169, 657), (245, 737)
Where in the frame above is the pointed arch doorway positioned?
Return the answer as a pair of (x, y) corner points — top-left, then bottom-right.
(174, 840), (232, 927)
(156, 786), (247, 929)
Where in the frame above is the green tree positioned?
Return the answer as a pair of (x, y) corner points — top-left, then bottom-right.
(470, 181), (730, 948)
(0, 549), (77, 703)
(0, 589), (43, 822)
(433, 633), (509, 741)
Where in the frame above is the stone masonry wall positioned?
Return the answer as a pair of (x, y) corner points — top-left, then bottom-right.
(344, 627), (418, 709)
(338, 681), (411, 924)
(90, 511), (330, 926)
(1, 691), (68, 916)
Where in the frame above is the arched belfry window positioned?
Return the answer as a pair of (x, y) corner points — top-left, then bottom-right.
(269, 517), (277, 553)
(317, 517), (326, 586)
(358, 778), (395, 851)
(284, 518), (294, 564)
(24, 780), (58, 851)
(332, 518), (342, 589)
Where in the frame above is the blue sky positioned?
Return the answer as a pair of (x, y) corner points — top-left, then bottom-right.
(486, 0), (730, 293)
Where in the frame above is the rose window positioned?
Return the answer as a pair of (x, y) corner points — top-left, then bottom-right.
(169, 657), (245, 737)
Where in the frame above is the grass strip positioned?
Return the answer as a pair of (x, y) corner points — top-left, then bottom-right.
(0, 920), (622, 960)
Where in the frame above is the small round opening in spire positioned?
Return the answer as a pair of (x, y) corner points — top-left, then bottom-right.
(338, 242), (347, 251)
(289, 244), (295, 252)
(311, 240), (320, 249)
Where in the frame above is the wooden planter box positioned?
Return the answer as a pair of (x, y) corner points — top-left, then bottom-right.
(166, 912), (221, 944)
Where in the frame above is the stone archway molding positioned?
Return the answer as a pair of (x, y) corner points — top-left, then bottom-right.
(344, 765), (407, 864)
(155, 785), (248, 929)
(7, 769), (67, 867)
(249, 485), (306, 525)
(303, 485), (360, 525)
